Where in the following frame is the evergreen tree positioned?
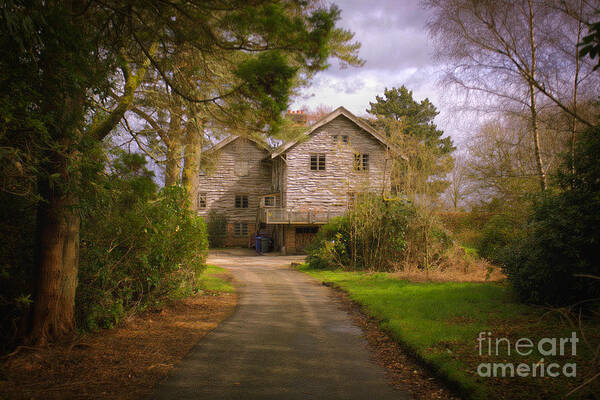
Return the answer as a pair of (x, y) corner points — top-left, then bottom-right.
(367, 86), (454, 154)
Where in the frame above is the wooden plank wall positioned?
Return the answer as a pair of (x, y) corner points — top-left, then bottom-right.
(282, 115), (390, 212)
(196, 138), (272, 223)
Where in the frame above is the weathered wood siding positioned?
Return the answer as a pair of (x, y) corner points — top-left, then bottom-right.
(282, 115), (389, 211)
(196, 138), (272, 223)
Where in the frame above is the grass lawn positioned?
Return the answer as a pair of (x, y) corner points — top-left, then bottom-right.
(198, 264), (235, 293)
(296, 264), (599, 400)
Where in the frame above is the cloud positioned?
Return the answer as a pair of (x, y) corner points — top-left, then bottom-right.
(292, 0), (466, 145)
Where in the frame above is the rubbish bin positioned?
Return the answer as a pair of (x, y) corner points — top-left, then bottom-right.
(255, 236), (262, 254)
(261, 237), (272, 253)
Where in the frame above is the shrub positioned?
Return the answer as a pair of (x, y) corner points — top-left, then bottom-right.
(478, 213), (525, 263)
(206, 210), (228, 248)
(500, 127), (600, 306)
(306, 216), (351, 269)
(307, 196), (412, 271)
(77, 152), (208, 330)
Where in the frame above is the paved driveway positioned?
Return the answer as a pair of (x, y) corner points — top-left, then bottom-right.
(154, 249), (409, 400)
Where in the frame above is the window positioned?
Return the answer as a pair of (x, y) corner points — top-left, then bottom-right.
(310, 153), (326, 171)
(263, 196), (276, 207)
(354, 153), (369, 171)
(234, 222), (248, 237)
(235, 194), (248, 208)
(197, 192), (207, 208)
(332, 135), (349, 144)
(235, 160), (249, 176)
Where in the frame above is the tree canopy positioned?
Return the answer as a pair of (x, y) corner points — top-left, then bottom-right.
(0, 0), (363, 344)
(367, 86), (454, 155)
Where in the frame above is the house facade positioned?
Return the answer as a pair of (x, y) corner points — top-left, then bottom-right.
(196, 107), (391, 253)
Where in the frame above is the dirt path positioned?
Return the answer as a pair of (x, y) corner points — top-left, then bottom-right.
(0, 291), (235, 400)
(154, 249), (411, 400)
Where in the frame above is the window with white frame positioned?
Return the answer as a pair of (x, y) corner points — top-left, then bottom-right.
(263, 195), (276, 207)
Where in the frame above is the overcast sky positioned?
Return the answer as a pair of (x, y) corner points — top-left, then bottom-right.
(291, 0), (463, 145)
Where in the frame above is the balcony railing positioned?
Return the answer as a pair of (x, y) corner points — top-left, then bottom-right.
(258, 208), (346, 225)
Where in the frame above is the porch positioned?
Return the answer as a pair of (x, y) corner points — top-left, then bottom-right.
(258, 208), (346, 225)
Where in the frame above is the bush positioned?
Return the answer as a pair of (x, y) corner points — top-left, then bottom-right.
(206, 210), (228, 248)
(500, 127), (600, 306)
(307, 196), (412, 271)
(306, 216), (351, 269)
(477, 213), (525, 263)
(77, 152), (208, 330)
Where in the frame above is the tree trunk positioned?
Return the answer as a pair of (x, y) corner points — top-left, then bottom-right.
(570, 0), (583, 181)
(182, 118), (202, 209)
(164, 138), (183, 186)
(28, 169), (80, 345)
(164, 113), (183, 187)
(527, 0), (546, 192)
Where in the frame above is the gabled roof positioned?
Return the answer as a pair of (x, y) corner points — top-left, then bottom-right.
(205, 135), (269, 153)
(271, 106), (389, 159)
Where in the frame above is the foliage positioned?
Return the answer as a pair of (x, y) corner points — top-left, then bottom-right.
(0, 194), (36, 354)
(206, 211), (228, 248)
(306, 216), (352, 269)
(306, 196), (448, 271)
(500, 127), (600, 306)
(366, 87), (454, 200)
(77, 152), (208, 330)
(478, 213), (527, 264)
(580, 19), (600, 70)
(367, 86), (454, 154)
(0, 0), (363, 343)
(297, 264), (600, 400)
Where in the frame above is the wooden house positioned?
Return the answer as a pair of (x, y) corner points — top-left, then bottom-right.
(196, 106), (391, 253)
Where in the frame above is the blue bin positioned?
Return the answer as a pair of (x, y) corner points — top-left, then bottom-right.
(255, 236), (263, 254)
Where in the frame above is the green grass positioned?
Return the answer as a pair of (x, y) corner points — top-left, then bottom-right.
(296, 264), (599, 400)
(197, 264), (235, 293)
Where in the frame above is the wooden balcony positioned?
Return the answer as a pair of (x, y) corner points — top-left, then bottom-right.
(258, 208), (346, 225)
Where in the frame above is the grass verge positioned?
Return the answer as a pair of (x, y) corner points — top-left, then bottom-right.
(198, 264), (235, 293)
(296, 264), (599, 400)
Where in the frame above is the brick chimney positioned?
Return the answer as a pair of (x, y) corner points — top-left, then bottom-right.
(286, 109), (307, 125)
